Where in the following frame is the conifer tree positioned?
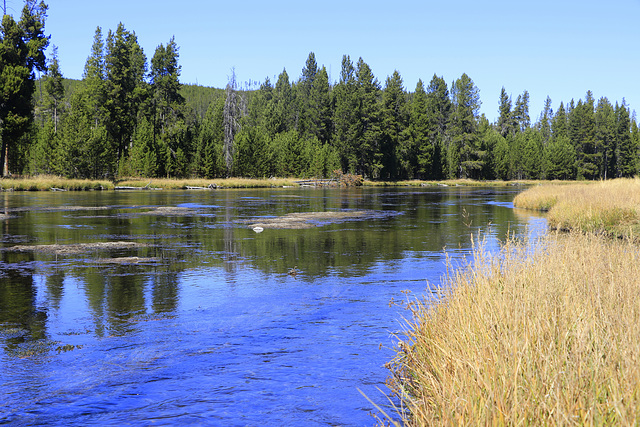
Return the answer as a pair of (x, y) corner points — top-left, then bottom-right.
(332, 55), (359, 173)
(615, 100), (636, 177)
(448, 73), (482, 178)
(544, 135), (575, 180)
(43, 44), (63, 132)
(0, 0), (49, 176)
(571, 91), (599, 179)
(513, 90), (530, 133)
(410, 79), (432, 178)
(355, 57), (382, 178)
(83, 27), (106, 128)
(552, 102), (568, 140)
(104, 23), (148, 172)
(594, 97), (616, 179)
(497, 87), (513, 138)
(381, 70), (408, 179)
(149, 37), (186, 177)
(425, 75), (451, 179)
(537, 96), (553, 145)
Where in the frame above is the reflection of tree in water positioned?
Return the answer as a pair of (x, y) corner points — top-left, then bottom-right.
(0, 187), (529, 344)
(223, 191), (239, 277)
(152, 270), (179, 313)
(45, 269), (65, 310)
(0, 253), (47, 351)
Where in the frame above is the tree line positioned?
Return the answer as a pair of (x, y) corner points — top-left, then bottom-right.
(3, 5), (639, 181)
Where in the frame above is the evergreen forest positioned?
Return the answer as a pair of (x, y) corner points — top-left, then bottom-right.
(3, 4), (639, 181)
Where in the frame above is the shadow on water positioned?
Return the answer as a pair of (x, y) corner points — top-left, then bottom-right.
(0, 186), (544, 425)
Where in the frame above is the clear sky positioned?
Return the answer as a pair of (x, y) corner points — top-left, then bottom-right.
(7, 0), (640, 122)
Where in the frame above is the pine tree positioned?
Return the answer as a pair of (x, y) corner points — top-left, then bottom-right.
(497, 87), (513, 138)
(552, 102), (568, 140)
(0, 0), (49, 176)
(544, 135), (576, 180)
(104, 23), (148, 170)
(594, 97), (616, 179)
(332, 55), (359, 173)
(82, 27), (106, 129)
(149, 37), (187, 177)
(448, 73), (482, 179)
(537, 96), (553, 145)
(425, 75), (451, 179)
(571, 92), (599, 179)
(513, 90), (530, 133)
(520, 128), (543, 179)
(43, 44), (64, 133)
(615, 100), (636, 177)
(308, 66), (332, 145)
(410, 80), (432, 178)
(381, 70), (407, 179)
(355, 57), (382, 178)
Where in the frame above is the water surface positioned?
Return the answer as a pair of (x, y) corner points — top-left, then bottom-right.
(0, 186), (543, 425)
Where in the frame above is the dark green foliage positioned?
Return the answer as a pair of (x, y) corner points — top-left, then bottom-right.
(497, 87), (513, 138)
(520, 128), (543, 179)
(381, 70), (408, 180)
(410, 80), (432, 179)
(0, 0), (49, 175)
(425, 75), (451, 179)
(595, 97), (616, 179)
(544, 135), (576, 180)
(513, 91), (530, 133)
(8, 20), (637, 182)
(43, 45), (63, 131)
(615, 101), (636, 177)
(104, 23), (147, 166)
(448, 73), (482, 179)
(570, 92), (600, 180)
(537, 96), (553, 145)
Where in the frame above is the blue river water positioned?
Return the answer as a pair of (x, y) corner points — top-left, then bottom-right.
(0, 186), (545, 425)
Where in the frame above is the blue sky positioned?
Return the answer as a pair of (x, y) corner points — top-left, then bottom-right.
(10, 0), (640, 121)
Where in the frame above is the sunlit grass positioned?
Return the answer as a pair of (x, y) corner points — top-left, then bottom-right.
(514, 178), (640, 238)
(1, 175), (561, 191)
(115, 177), (299, 189)
(387, 232), (640, 425)
(0, 175), (112, 191)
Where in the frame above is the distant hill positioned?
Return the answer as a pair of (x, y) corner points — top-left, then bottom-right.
(34, 78), (225, 120)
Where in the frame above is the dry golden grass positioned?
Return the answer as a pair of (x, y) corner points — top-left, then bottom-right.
(387, 233), (640, 425)
(0, 175), (112, 191)
(115, 177), (299, 189)
(0, 176), (300, 191)
(514, 178), (640, 239)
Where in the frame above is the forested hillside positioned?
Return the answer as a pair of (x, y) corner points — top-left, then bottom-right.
(6, 19), (640, 180)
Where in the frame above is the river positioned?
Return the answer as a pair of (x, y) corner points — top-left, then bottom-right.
(0, 186), (544, 426)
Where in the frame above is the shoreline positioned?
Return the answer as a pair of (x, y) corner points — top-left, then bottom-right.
(0, 175), (575, 192)
(386, 178), (640, 425)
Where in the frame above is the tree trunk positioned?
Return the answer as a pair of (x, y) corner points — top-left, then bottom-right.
(2, 139), (8, 177)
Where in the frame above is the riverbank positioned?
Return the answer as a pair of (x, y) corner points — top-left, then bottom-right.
(514, 178), (640, 239)
(0, 175), (557, 192)
(0, 176), (301, 191)
(386, 178), (640, 425)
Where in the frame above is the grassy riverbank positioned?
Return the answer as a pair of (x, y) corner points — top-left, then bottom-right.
(514, 178), (640, 239)
(0, 176), (300, 191)
(0, 175), (547, 192)
(386, 179), (640, 425)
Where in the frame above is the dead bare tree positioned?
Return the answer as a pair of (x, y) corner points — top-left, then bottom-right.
(223, 68), (246, 177)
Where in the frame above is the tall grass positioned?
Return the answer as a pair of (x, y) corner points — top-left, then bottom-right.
(0, 176), (299, 191)
(115, 177), (299, 189)
(514, 178), (640, 238)
(387, 233), (640, 425)
(0, 175), (112, 191)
